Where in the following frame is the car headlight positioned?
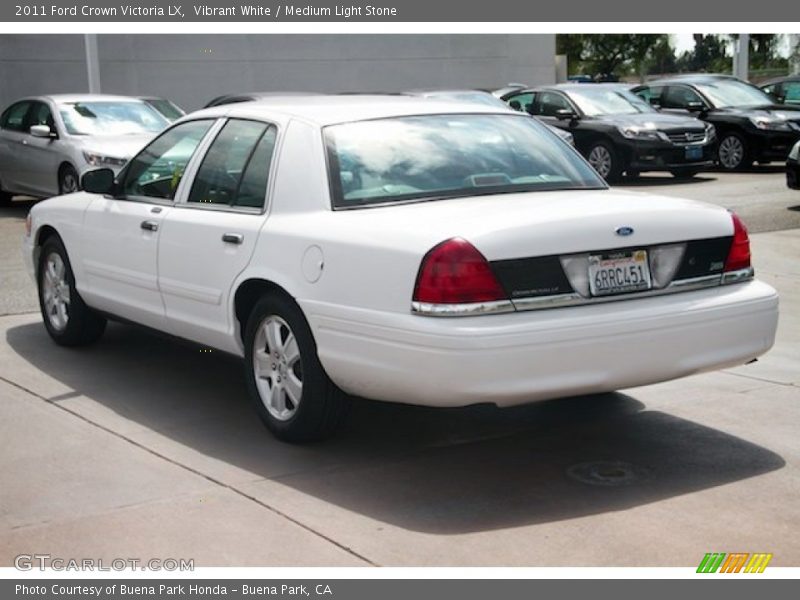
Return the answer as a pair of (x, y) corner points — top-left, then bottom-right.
(617, 126), (668, 141)
(705, 123), (716, 140)
(83, 152), (127, 168)
(789, 142), (800, 161)
(749, 116), (791, 131)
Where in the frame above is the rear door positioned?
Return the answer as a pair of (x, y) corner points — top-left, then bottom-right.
(157, 118), (279, 351)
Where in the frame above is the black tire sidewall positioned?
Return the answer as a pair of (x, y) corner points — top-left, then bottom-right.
(37, 236), (104, 345)
(59, 164), (79, 195)
(243, 293), (341, 442)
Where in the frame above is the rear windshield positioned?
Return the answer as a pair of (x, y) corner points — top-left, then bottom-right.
(324, 114), (605, 208)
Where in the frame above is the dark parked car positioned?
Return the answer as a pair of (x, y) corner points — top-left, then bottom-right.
(760, 75), (800, 106)
(501, 84), (715, 182)
(632, 75), (800, 171)
(788, 140), (800, 189)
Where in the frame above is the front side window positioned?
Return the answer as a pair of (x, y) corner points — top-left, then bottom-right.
(1, 102), (32, 132)
(187, 119), (277, 209)
(506, 93), (535, 114)
(59, 101), (169, 136)
(325, 114), (605, 209)
(27, 102), (55, 131)
(122, 119), (213, 201)
(537, 92), (573, 117)
(633, 86), (664, 107)
(662, 86), (706, 109)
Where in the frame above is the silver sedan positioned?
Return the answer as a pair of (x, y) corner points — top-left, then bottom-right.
(0, 94), (169, 204)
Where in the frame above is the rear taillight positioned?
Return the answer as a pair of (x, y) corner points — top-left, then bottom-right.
(724, 212), (751, 273)
(413, 238), (507, 305)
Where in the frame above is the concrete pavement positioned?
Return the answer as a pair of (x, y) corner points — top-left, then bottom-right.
(0, 229), (798, 567)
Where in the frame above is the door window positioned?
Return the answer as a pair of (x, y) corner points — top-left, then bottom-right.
(26, 102), (56, 132)
(1, 102), (32, 132)
(662, 86), (705, 109)
(506, 93), (535, 114)
(122, 119), (213, 201)
(783, 82), (800, 103)
(536, 92), (573, 117)
(187, 119), (277, 209)
(634, 86), (663, 107)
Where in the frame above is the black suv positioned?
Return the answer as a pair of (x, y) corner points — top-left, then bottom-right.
(632, 75), (800, 171)
(501, 84), (715, 182)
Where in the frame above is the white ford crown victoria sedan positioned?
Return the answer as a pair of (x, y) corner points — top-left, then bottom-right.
(23, 96), (779, 442)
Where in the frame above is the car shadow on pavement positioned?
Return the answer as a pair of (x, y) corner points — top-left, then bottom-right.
(6, 321), (786, 535)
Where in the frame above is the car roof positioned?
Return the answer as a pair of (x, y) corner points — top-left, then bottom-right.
(188, 94), (515, 126)
(759, 75), (800, 86)
(38, 94), (148, 103)
(511, 83), (635, 93)
(637, 74), (742, 86)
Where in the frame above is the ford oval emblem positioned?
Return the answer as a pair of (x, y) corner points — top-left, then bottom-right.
(616, 226), (634, 236)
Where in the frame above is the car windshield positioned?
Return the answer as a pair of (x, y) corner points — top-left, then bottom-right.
(325, 114), (605, 208)
(694, 80), (774, 108)
(59, 101), (169, 136)
(566, 88), (654, 116)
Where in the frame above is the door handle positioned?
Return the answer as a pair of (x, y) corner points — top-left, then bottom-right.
(222, 233), (244, 245)
(140, 220), (159, 232)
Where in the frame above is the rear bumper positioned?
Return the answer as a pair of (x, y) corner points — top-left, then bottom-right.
(305, 280), (778, 407)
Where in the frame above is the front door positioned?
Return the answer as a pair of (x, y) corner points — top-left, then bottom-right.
(79, 119), (215, 328)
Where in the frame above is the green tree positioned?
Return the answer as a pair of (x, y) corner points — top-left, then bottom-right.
(676, 34), (731, 73)
(556, 34), (673, 79)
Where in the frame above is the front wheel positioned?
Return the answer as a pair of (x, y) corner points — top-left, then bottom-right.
(587, 141), (622, 183)
(717, 133), (751, 171)
(244, 294), (350, 443)
(37, 236), (106, 346)
(58, 164), (80, 195)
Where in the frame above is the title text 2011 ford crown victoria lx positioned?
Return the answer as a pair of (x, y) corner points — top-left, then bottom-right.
(22, 96), (779, 442)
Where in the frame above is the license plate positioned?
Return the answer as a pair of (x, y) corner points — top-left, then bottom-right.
(685, 145), (703, 160)
(588, 250), (652, 297)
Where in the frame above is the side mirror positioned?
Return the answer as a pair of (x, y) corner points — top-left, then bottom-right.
(81, 168), (116, 195)
(555, 108), (577, 121)
(30, 124), (55, 138)
(686, 101), (707, 113)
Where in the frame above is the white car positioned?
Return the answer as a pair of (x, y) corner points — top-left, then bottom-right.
(23, 96), (779, 442)
(0, 94), (169, 204)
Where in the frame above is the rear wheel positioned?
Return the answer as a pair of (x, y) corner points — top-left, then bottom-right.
(717, 132), (751, 171)
(244, 293), (350, 443)
(587, 141), (622, 183)
(37, 236), (106, 346)
(58, 164), (80, 195)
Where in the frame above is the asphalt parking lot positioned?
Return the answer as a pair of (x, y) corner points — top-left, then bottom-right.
(1, 168), (798, 567)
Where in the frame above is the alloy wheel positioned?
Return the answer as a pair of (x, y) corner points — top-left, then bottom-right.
(719, 135), (745, 170)
(252, 315), (304, 421)
(41, 252), (70, 331)
(588, 145), (613, 178)
(61, 171), (79, 194)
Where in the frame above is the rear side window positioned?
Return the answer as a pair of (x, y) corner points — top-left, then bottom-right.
(506, 92), (534, 114)
(662, 86), (705, 109)
(187, 119), (277, 209)
(1, 101), (32, 132)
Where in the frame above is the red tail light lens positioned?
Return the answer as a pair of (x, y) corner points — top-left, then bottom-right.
(724, 212), (751, 272)
(413, 238), (507, 304)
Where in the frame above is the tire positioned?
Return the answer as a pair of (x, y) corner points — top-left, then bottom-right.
(587, 141), (622, 183)
(58, 164), (80, 195)
(244, 293), (350, 443)
(0, 190), (11, 207)
(717, 132), (751, 171)
(37, 236), (106, 346)
(670, 168), (701, 179)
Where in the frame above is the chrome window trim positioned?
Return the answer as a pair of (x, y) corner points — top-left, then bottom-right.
(411, 269), (754, 317)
